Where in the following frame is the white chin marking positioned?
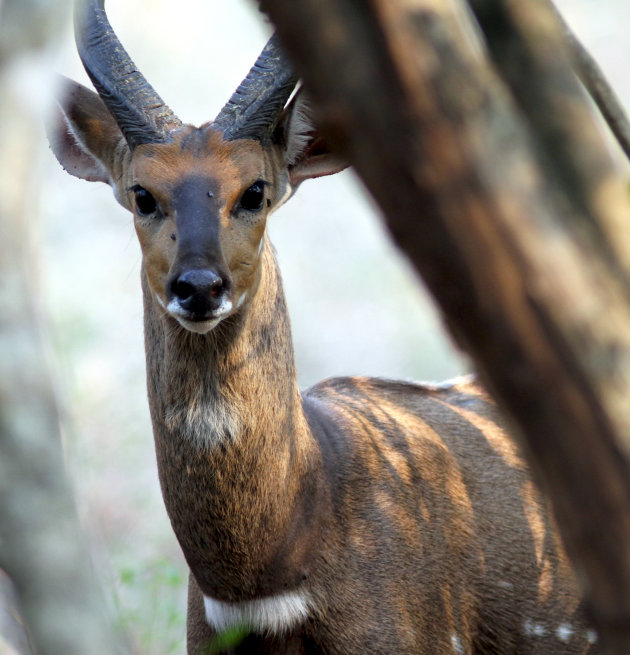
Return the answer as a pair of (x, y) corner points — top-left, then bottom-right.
(203, 590), (311, 635)
(156, 295), (168, 311)
(176, 317), (222, 334)
(235, 290), (249, 310)
(165, 298), (233, 334)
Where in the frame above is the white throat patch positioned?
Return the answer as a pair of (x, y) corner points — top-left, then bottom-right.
(203, 590), (312, 635)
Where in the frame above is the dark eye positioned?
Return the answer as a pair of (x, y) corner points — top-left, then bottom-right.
(132, 185), (157, 216)
(239, 181), (265, 212)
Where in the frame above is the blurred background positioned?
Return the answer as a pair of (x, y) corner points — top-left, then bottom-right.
(33, 0), (630, 652)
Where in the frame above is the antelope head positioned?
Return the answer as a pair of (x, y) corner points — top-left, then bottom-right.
(50, 0), (346, 334)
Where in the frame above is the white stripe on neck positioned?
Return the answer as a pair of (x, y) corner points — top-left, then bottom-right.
(203, 590), (311, 635)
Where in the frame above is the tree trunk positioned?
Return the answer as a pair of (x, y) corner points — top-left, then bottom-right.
(0, 1), (129, 653)
(261, 0), (630, 652)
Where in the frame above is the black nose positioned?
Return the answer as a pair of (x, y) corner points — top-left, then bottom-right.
(169, 268), (230, 316)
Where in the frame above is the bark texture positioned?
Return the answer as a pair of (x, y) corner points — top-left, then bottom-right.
(0, 1), (128, 653)
(261, 0), (630, 652)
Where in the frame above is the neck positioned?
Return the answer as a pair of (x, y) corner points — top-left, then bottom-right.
(145, 239), (302, 446)
(142, 239), (325, 600)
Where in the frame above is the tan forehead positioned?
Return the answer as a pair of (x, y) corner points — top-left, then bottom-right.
(132, 127), (266, 196)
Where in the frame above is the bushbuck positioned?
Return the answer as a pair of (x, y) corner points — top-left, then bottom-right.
(49, 1), (599, 653)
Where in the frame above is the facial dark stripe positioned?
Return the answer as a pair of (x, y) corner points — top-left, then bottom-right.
(171, 176), (224, 267)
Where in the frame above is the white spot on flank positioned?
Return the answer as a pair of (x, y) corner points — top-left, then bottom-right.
(203, 590), (312, 635)
(523, 619), (547, 638)
(586, 629), (598, 645)
(419, 374), (477, 391)
(451, 633), (464, 654)
(556, 623), (574, 642)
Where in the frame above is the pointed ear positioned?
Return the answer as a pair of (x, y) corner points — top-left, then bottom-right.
(47, 76), (129, 189)
(277, 89), (349, 188)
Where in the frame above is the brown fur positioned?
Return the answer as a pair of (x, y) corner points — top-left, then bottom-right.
(50, 72), (599, 654)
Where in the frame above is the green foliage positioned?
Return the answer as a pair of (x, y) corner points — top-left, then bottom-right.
(113, 553), (250, 654)
(115, 556), (187, 655)
(203, 624), (250, 654)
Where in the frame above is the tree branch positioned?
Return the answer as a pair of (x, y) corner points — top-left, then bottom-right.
(549, 1), (630, 165)
(261, 0), (630, 651)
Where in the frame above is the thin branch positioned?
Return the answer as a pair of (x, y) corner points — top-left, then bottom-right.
(551, 2), (630, 165)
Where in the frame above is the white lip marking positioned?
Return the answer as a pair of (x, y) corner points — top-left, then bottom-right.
(203, 591), (311, 635)
(166, 297), (233, 334)
(236, 290), (249, 310)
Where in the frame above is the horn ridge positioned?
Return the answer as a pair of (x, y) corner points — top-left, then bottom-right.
(74, 0), (182, 149)
(213, 32), (298, 142)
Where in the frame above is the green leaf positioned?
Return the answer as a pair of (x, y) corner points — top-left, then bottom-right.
(204, 624), (250, 654)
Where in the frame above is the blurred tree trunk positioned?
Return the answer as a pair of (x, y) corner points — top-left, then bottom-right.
(262, 0), (630, 652)
(0, 569), (32, 655)
(0, 1), (128, 653)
